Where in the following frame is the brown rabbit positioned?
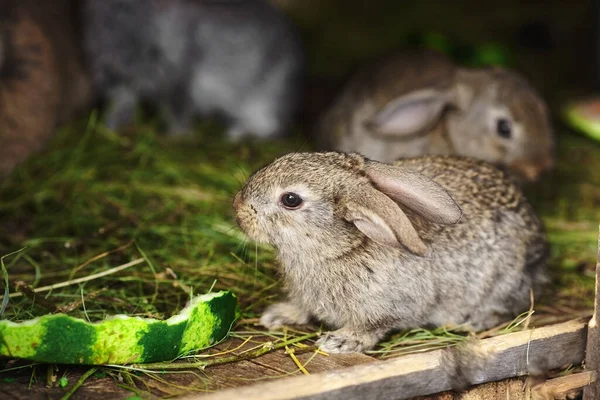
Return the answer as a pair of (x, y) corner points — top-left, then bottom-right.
(315, 49), (555, 182)
(0, 0), (92, 177)
(234, 151), (548, 354)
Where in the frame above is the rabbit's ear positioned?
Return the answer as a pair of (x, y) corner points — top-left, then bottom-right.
(365, 88), (450, 136)
(365, 161), (462, 225)
(343, 185), (428, 256)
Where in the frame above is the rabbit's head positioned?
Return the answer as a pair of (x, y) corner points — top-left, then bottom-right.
(364, 66), (554, 182)
(448, 67), (555, 181)
(233, 152), (462, 258)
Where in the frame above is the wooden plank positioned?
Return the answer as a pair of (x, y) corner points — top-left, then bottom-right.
(583, 226), (600, 400)
(248, 346), (376, 375)
(191, 339), (311, 390)
(179, 336), (377, 393)
(416, 372), (595, 400)
(183, 318), (588, 400)
(196, 360), (288, 391)
(415, 377), (529, 400)
(0, 370), (137, 400)
(532, 371), (596, 400)
(210, 336), (376, 375)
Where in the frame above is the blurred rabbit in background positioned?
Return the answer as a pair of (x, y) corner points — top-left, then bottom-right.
(0, 0), (92, 177)
(316, 49), (555, 182)
(83, 0), (304, 140)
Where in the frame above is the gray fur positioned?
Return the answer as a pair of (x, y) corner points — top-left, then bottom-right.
(315, 49), (554, 182)
(83, 0), (304, 138)
(233, 151), (549, 353)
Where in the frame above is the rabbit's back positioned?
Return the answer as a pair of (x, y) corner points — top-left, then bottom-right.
(316, 50), (456, 158)
(395, 156), (547, 268)
(393, 156), (548, 329)
(396, 156), (524, 213)
(349, 50), (456, 106)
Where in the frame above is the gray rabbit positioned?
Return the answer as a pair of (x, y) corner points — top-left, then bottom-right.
(0, 0), (92, 177)
(315, 49), (554, 182)
(83, 0), (304, 139)
(234, 151), (548, 353)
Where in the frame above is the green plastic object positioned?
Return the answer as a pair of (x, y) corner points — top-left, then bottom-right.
(407, 32), (513, 68)
(0, 290), (239, 365)
(420, 32), (453, 54)
(471, 43), (513, 67)
(563, 98), (600, 142)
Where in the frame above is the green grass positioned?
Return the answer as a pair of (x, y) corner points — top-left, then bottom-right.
(0, 115), (306, 323)
(0, 112), (597, 331)
(526, 131), (600, 313)
(0, 110), (598, 396)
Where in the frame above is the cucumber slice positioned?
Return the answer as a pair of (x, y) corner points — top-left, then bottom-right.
(0, 290), (239, 365)
(563, 98), (600, 142)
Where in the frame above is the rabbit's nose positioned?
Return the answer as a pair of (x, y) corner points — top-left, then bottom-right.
(519, 163), (548, 182)
(521, 165), (541, 181)
(511, 154), (555, 181)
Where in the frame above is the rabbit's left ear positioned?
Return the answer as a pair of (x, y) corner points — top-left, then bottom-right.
(364, 88), (451, 137)
(365, 161), (463, 225)
(342, 185), (428, 256)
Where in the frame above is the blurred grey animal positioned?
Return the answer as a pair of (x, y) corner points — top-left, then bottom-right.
(0, 0), (92, 177)
(315, 50), (554, 182)
(83, 0), (304, 139)
(234, 151), (548, 353)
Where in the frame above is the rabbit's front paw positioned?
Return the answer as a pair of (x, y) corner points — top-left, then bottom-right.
(259, 302), (311, 330)
(316, 328), (382, 353)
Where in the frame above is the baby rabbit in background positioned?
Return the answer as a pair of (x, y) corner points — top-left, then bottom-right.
(83, 0), (304, 139)
(234, 151), (548, 353)
(315, 49), (554, 182)
(0, 0), (92, 177)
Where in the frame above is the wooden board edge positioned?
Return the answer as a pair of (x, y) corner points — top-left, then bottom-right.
(583, 225), (600, 400)
(181, 318), (589, 400)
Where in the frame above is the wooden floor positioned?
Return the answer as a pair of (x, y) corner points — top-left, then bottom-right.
(0, 335), (377, 399)
(1, 318), (591, 399)
(184, 336), (378, 393)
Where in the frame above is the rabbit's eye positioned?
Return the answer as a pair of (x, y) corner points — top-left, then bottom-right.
(280, 192), (303, 209)
(496, 119), (512, 138)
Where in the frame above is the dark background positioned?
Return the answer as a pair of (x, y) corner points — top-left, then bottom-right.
(273, 0), (595, 116)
